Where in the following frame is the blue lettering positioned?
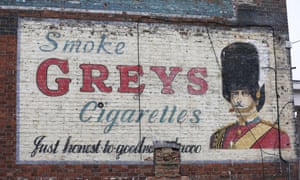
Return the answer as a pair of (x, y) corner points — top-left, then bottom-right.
(39, 32), (126, 55)
(168, 106), (177, 123)
(148, 110), (158, 123)
(136, 110), (146, 123)
(63, 40), (81, 53)
(120, 109), (136, 122)
(97, 108), (106, 122)
(39, 32), (60, 52)
(83, 41), (94, 53)
(115, 42), (125, 54)
(191, 109), (201, 123)
(159, 106), (168, 123)
(97, 34), (112, 54)
(177, 110), (187, 123)
(78, 102), (202, 133)
(79, 101), (97, 122)
(104, 110), (120, 133)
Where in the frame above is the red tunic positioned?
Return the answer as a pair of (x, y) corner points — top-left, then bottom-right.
(210, 118), (290, 149)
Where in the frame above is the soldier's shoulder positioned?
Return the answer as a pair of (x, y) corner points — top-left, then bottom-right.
(259, 119), (275, 127)
(210, 122), (236, 149)
(213, 122), (236, 135)
(259, 120), (288, 132)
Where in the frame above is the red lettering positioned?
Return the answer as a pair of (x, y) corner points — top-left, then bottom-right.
(150, 66), (182, 94)
(187, 68), (208, 95)
(80, 64), (112, 92)
(36, 58), (71, 96)
(117, 65), (145, 93)
(37, 60), (208, 96)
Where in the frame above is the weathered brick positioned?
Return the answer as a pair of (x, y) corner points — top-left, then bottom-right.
(0, 0), (298, 179)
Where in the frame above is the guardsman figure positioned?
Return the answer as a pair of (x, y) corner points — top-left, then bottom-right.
(210, 42), (290, 149)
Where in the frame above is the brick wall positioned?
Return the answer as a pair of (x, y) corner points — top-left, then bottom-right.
(0, 0), (299, 179)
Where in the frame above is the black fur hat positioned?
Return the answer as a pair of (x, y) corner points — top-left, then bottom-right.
(221, 42), (265, 111)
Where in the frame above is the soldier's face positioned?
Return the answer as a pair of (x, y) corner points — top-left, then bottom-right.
(230, 89), (256, 112)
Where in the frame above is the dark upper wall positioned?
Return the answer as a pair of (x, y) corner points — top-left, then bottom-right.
(0, 0), (234, 18)
(236, 1), (288, 30)
(0, 0), (289, 31)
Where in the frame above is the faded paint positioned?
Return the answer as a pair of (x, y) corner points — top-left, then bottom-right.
(16, 18), (296, 164)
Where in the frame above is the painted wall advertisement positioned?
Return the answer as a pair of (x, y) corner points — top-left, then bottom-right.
(17, 18), (295, 163)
